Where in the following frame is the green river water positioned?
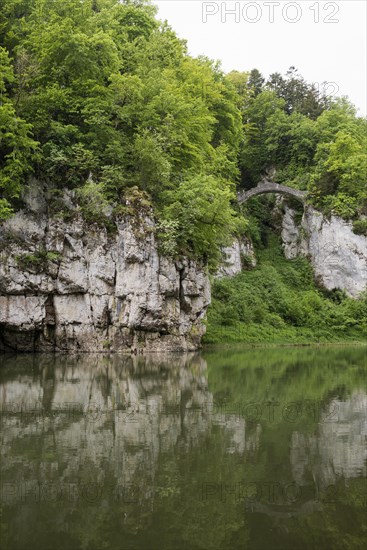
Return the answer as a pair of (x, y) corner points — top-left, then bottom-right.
(1, 346), (366, 549)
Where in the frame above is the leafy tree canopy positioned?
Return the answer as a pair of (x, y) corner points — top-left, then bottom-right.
(234, 68), (366, 218)
(0, 1), (365, 260)
(0, 0), (242, 266)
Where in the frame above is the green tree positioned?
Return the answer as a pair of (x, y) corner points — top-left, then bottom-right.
(0, 0), (244, 263)
(267, 66), (329, 118)
(0, 46), (38, 219)
(160, 175), (246, 269)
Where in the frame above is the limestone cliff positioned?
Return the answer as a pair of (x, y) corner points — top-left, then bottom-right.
(281, 205), (367, 297)
(216, 235), (256, 278)
(0, 208), (210, 353)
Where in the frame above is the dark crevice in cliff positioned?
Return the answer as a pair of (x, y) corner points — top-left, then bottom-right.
(0, 325), (40, 353)
(43, 295), (56, 350)
(0, 325), (15, 352)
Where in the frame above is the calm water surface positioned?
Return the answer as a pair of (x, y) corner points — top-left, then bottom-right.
(1, 346), (366, 550)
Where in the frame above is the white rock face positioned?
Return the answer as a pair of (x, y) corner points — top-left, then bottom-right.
(282, 206), (367, 297)
(0, 211), (210, 353)
(216, 236), (256, 278)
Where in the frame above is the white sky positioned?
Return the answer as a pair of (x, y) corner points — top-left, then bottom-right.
(154, 0), (367, 116)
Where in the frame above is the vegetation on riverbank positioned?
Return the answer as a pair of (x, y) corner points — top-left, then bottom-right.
(204, 235), (367, 345)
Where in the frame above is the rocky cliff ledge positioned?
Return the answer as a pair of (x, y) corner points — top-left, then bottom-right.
(282, 205), (367, 297)
(0, 209), (210, 353)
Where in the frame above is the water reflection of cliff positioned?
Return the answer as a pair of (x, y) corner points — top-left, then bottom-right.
(1, 354), (248, 498)
(291, 392), (367, 487)
(1, 354), (366, 492)
(1, 353), (366, 549)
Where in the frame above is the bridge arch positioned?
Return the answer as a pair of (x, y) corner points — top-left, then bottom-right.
(237, 181), (307, 204)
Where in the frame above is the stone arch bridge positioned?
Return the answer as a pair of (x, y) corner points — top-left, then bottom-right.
(237, 181), (307, 204)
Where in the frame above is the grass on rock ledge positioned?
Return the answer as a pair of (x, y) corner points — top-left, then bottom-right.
(204, 237), (367, 345)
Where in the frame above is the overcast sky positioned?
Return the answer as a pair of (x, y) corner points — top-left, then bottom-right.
(155, 0), (367, 116)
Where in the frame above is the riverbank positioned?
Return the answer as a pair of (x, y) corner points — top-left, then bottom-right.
(204, 236), (367, 346)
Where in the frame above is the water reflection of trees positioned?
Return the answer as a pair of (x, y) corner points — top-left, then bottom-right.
(1, 350), (366, 550)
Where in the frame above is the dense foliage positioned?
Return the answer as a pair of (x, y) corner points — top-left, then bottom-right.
(230, 68), (367, 220)
(0, 0), (367, 278)
(0, 0), (366, 262)
(0, 0), (244, 265)
(205, 234), (367, 344)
